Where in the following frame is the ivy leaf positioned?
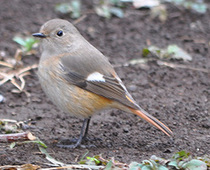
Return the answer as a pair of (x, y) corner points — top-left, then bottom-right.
(129, 162), (144, 170)
(182, 159), (207, 170)
(168, 160), (179, 169)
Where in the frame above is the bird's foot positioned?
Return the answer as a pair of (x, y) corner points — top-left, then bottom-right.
(56, 137), (96, 149)
(83, 136), (102, 142)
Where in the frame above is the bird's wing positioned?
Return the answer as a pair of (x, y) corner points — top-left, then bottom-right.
(59, 53), (173, 137)
(59, 53), (139, 110)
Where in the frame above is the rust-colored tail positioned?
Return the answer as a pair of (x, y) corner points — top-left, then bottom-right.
(130, 108), (173, 136)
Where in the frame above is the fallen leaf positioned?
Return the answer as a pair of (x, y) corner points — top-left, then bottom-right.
(167, 44), (192, 61)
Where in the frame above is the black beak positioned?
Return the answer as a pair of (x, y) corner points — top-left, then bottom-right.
(32, 32), (46, 38)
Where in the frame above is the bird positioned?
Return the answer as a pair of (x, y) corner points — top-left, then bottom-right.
(33, 19), (172, 148)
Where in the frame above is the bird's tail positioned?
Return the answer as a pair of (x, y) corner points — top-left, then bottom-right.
(130, 108), (173, 136)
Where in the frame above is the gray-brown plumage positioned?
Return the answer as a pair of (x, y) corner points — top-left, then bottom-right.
(33, 19), (172, 148)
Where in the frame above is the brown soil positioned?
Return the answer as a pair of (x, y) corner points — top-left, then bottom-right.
(0, 0), (209, 167)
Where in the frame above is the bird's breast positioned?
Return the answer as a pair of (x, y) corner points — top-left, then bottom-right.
(38, 60), (113, 118)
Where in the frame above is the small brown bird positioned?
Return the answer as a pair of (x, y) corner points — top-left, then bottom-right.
(33, 19), (172, 148)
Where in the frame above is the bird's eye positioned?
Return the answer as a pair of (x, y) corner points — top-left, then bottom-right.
(57, 30), (63, 37)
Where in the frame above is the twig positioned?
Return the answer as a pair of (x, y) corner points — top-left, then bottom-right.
(157, 60), (210, 73)
(0, 119), (17, 123)
(0, 164), (105, 170)
(16, 64), (38, 76)
(11, 77), (23, 91)
(19, 71), (30, 90)
(41, 164), (105, 170)
(0, 131), (36, 142)
(14, 48), (22, 62)
(0, 164), (41, 170)
(99, 156), (128, 168)
(0, 63), (38, 92)
(11, 71), (30, 92)
(0, 72), (14, 85)
(0, 61), (13, 68)
(73, 14), (87, 25)
(114, 59), (210, 74)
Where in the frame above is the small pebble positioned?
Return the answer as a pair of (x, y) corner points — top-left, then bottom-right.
(113, 132), (118, 136)
(123, 127), (129, 133)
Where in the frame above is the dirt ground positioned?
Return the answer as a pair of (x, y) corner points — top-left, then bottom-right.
(0, 0), (209, 167)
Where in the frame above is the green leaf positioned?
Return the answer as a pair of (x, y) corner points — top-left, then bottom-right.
(104, 160), (113, 170)
(147, 46), (163, 58)
(13, 37), (27, 46)
(9, 142), (16, 149)
(22, 140), (47, 148)
(38, 145), (65, 166)
(150, 155), (168, 169)
(55, 1), (81, 19)
(150, 155), (166, 163)
(25, 37), (38, 52)
(109, 0), (124, 7)
(79, 151), (89, 164)
(165, 0), (207, 14)
(143, 45), (192, 61)
(142, 48), (150, 57)
(197, 156), (210, 167)
(129, 162), (143, 170)
(87, 156), (101, 164)
(129, 160), (168, 170)
(191, 3), (207, 14)
(177, 151), (188, 157)
(141, 165), (152, 170)
(95, 5), (111, 19)
(70, 0), (81, 18)
(55, 3), (72, 14)
(168, 160), (179, 169)
(34, 140), (47, 148)
(110, 7), (124, 18)
(167, 45), (192, 61)
(13, 36), (38, 52)
(177, 150), (189, 158)
(157, 165), (168, 170)
(182, 159), (207, 170)
(142, 160), (156, 169)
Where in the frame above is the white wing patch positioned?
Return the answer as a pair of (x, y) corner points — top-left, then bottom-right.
(87, 72), (105, 82)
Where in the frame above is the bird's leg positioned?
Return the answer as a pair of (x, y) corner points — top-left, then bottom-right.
(57, 117), (91, 149)
(83, 117), (91, 139)
(83, 117), (101, 142)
